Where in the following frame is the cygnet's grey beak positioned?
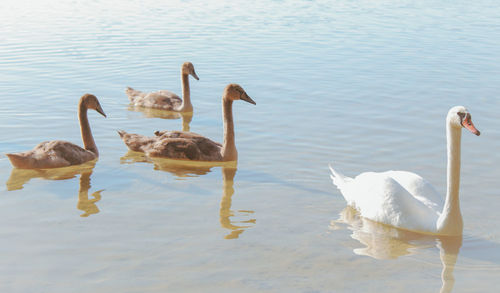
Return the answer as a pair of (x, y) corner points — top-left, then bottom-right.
(191, 71), (199, 80)
(241, 93), (256, 105)
(96, 105), (107, 118)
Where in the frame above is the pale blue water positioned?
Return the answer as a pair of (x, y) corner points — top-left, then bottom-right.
(1, 0), (500, 292)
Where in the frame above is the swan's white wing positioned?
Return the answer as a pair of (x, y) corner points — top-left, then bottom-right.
(384, 171), (443, 214)
(340, 172), (439, 233)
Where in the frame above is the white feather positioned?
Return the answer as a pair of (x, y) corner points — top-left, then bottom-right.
(328, 106), (479, 236)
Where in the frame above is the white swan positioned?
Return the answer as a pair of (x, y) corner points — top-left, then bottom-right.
(329, 106), (480, 236)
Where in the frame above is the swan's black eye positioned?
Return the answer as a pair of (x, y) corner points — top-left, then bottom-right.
(457, 112), (473, 126)
(457, 112), (466, 123)
(235, 88), (244, 99)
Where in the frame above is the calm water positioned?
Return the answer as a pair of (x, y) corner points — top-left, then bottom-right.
(1, 0), (500, 292)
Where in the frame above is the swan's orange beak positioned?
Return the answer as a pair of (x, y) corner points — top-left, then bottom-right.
(462, 114), (480, 136)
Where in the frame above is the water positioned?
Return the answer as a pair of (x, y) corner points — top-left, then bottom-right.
(1, 0), (500, 292)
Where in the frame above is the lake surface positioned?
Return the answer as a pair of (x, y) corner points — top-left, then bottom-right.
(1, 0), (500, 292)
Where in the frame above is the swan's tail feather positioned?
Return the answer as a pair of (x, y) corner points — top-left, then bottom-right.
(125, 87), (145, 102)
(329, 163), (350, 188)
(6, 153), (31, 169)
(117, 130), (127, 139)
(117, 130), (157, 153)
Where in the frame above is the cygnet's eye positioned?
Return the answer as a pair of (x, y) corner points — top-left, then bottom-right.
(234, 88), (243, 98)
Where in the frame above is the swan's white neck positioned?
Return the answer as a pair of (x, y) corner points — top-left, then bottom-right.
(178, 73), (193, 112)
(437, 121), (463, 235)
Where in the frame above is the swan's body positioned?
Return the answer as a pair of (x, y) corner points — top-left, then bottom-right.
(119, 84), (255, 162)
(330, 169), (444, 233)
(6, 94), (106, 169)
(119, 130), (223, 161)
(126, 89), (182, 111)
(330, 106), (480, 236)
(126, 62), (199, 112)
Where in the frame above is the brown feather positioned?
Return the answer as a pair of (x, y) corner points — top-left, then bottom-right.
(7, 141), (96, 169)
(7, 94), (105, 169)
(119, 84), (254, 163)
(119, 130), (223, 161)
(127, 90), (182, 111)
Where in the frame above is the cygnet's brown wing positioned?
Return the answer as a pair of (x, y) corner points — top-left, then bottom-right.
(8, 140), (96, 169)
(128, 89), (182, 111)
(34, 141), (96, 166)
(147, 131), (223, 161)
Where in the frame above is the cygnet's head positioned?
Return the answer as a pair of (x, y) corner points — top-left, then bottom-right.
(223, 84), (256, 105)
(447, 106), (480, 136)
(80, 94), (106, 117)
(181, 62), (199, 80)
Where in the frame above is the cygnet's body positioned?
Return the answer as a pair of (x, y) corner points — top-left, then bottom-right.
(118, 84), (255, 162)
(6, 94), (106, 169)
(126, 62), (199, 112)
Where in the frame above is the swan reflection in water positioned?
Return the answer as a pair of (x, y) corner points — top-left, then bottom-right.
(121, 151), (255, 238)
(6, 161), (104, 217)
(331, 207), (462, 293)
(220, 167), (256, 239)
(127, 105), (193, 132)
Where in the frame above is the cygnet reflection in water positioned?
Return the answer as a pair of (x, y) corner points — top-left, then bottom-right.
(220, 167), (256, 239)
(120, 150), (214, 177)
(127, 105), (193, 132)
(120, 152), (255, 238)
(77, 170), (103, 217)
(331, 206), (462, 293)
(6, 161), (103, 217)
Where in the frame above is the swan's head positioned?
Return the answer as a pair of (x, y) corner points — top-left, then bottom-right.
(81, 94), (106, 118)
(181, 62), (199, 80)
(223, 84), (256, 105)
(447, 106), (480, 136)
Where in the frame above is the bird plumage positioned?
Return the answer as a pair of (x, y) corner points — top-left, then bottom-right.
(6, 94), (106, 169)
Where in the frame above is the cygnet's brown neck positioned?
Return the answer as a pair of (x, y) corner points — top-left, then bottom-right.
(179, 73), (192, 112)
(78, 101), (98, 156)
(221, 98), (237, 161)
